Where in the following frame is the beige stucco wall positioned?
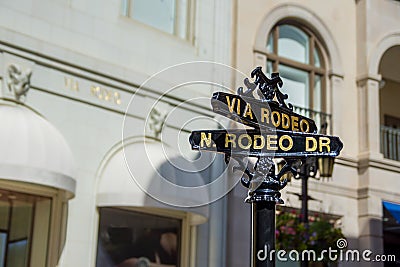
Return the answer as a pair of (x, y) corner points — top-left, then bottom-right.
(357, 0), (400, 76)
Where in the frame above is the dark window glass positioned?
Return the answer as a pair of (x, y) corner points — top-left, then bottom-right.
(96, 208), (181, 267)
(0, 189), (51, 267)
(122, 0), (192, 40)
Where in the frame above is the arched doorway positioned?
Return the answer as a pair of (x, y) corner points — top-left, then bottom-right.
(379, 45), (400, 161)
(95, 137), (210, 267)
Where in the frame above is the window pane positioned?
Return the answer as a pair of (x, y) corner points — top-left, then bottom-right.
(279, 64), (309, 108)
(9, 201), (33, 242)
(313, 75), (322, 129)
(7, 240), (28, 267)
(0, 233), (6, 267)
(0, 203), (9, 231)
(278, 25), (309, 64)
(130, 0), (176, 34)
(314, 46), (321, 67)
(314, 75), (322, 112)
(266, 60), (273, 77)
(0, 190), (51, 267)
(97, 208), (181, 267)
(267, 32), (274, 52)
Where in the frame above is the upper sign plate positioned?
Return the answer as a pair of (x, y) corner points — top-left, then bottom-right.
(212, 92), (317, 133)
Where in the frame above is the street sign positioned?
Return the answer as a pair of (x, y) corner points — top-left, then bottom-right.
(212, 92), (317, 133)
(189, 67), (344, 267)
(189, 129), (343, 158)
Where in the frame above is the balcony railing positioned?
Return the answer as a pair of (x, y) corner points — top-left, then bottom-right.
(292, 106), (332, 134)
(380, 125), (400, 161)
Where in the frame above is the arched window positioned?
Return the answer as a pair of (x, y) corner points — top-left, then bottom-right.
(262, 23), (327, 114)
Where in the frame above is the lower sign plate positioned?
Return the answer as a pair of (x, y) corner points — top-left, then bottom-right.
(189, 129), (343, 158)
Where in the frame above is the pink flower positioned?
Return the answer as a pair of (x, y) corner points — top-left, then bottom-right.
(287, 227), (296, 235)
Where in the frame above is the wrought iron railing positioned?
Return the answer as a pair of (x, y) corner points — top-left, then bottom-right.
(380, 125), (400, 161)
(292, 106), (332, 134)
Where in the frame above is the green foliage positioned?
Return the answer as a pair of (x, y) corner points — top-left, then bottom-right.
(276, 210), (345, 263)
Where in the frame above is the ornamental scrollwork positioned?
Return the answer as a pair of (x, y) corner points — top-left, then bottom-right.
(237, 66), (293, 111)
(7, 64), (32, 101)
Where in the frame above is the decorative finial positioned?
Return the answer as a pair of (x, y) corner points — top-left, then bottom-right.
(7, 64), (32, 101)
(237, 66), (293, 111)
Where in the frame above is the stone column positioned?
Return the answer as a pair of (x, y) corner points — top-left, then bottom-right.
(357, 75), (383, 159)
(330, 74), (344, 136)
(357, 190), (384, 267)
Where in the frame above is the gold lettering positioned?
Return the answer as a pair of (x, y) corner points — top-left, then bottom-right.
(319, 137), (331, 152)
(237, 99), (241, 114)
(271, 111), (281, 127)
(99, 87), (104, 99)
(238, 134), (252, 149)
(261, 108), (270, 123)
(267, 135), (278, 150)
(305, 137), (318, 151)
(282, 113), (290, 129)
(64, 77), (79, 92)
(90, 85), (100, 97)
(114, 92), (121, 105)
(64, 77), (70, 88)
(90, 85), (121, 105)
(291, 116), (299, 131)
(104, 88), (111, 101)
(200, 132), (212, 147)
(243, 103), (253, 119)
(300, 120), (310, 133)
(279, 135), (293, 151)
(226, 96), (236, 113)
(72, 80), (79, 91)
(253, 135), (265, 149)
(225, 134), (236, 148)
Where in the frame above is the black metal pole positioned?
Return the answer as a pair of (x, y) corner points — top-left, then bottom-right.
(242, 158), (287, 267)
(300, 175), (309, 267)
(244, 160), (287, 267)
(301, 176), (309, 225)
(252, 201), (276, 267)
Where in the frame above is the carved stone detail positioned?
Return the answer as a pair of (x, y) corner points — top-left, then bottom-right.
(148, 107), (167, 139)
(7, 64), (32, 101)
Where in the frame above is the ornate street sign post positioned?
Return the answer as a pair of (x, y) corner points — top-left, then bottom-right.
(189, 67), (343, 267)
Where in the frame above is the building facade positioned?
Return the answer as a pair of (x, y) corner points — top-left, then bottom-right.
(0, 0), (399, 267)
(229, 1), (400, 266)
